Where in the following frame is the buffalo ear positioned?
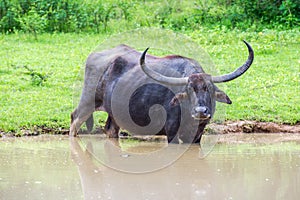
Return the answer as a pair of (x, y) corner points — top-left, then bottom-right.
(215, 89), (232, 104)
(170, 92), (188, 107)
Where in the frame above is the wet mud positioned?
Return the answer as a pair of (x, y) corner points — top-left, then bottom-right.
(1, 121), (299, 137)
(209, 120), (300, 134)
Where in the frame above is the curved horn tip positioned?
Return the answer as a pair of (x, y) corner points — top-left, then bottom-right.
(243, 40), (252, 49)
(242, 40), (248, 44)
(242, 40), (254, 57)
(142, 47), (150, 57)
(140, 47), (150, 65)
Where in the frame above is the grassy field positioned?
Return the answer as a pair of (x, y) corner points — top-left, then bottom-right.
(0, 28), (299, 134)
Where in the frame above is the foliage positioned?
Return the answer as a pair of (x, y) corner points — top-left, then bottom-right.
(221, 0), (300, 29)
(23, 65), (48, 86)
(0, 0), (299, 34)
(18, 7), (45, 39)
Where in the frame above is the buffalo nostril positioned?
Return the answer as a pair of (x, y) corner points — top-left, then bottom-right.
(192, 106), (211, 120)
(194, 106), (207, 113)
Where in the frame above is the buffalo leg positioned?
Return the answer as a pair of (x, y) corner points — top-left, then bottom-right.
(70, 92), (95, 136)
(164, 122), (180, 143)
(193, 131), (203, 143)
(193, 123), (206, 143)
(104, 116), (119, 138)
(167, 134), (179, 143)
(85, 114), (94, 132)
(70, 55), (106, 136)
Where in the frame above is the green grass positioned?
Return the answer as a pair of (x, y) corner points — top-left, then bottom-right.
(0, 28), (299, 133)
(0, 33), (105, 132)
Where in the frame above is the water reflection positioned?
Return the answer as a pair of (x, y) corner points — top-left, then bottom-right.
(71, 134), (300, 200)
(70, 137), (213, 200)
(0, 134), (299, 200)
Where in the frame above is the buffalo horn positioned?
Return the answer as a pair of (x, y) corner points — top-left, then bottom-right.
(212, 40), (254, 83)
(140, 48), (189, 86)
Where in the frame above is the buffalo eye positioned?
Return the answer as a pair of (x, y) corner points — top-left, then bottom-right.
(187, 84), (194, 93)
(203, 84), (214, 92)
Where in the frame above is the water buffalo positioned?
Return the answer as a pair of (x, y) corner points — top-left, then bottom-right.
(70, 41), (254, 143)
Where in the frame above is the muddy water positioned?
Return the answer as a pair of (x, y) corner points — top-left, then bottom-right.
(1, 134), (300, 200)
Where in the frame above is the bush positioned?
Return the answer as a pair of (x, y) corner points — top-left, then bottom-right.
(220, 0), (299, 29)
(18, 7), (45, 39)
(0, 0), (299, 34)
(0, 0), (19, 32)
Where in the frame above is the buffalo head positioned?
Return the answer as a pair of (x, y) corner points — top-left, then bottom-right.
(140, 41), (254, 121)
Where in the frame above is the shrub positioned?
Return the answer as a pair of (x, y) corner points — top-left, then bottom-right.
(18, 7), (45, 39)
(0, 0), (299, 34)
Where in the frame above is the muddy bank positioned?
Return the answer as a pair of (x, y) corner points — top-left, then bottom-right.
(209, 121), (300, 134)
(1, 121), (299, 137)
(0, 126), (69, 137)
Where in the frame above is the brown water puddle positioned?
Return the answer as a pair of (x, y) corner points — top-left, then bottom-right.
(0, 134), (300, 200)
